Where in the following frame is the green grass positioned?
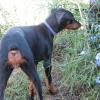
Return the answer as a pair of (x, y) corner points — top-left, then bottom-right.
(5, 69), (28, 100)
(5, 63), (45, 100)
(53, 29), (100, 99)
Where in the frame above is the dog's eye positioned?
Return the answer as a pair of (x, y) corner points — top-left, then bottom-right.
(66, 20), (73, 24)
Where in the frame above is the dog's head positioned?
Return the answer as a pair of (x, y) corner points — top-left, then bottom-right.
(51, 8), (81, 30)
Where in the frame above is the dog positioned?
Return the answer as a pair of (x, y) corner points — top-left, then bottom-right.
(0, 8), (81, 100)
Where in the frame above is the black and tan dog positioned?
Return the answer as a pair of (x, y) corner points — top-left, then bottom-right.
(0, 8), (81, 100)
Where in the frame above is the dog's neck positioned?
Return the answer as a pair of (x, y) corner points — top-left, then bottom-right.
(44, 14), (62, 35)
(43, 21), (57, 35)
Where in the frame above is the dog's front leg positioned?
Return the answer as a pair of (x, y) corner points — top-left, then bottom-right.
(43, 59), (58, 95)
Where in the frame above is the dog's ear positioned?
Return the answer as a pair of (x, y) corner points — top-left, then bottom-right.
(55, 11), (66, 24)
(51, 8), (66, 25)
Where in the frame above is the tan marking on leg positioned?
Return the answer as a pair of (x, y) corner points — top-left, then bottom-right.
(28, 80), (37, 96)
(45, 75), (58, 95)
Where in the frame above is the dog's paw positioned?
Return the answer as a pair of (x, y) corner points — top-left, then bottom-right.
(48, 83), (59, 95)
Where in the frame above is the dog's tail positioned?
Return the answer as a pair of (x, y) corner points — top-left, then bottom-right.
(7, 43), (26, 68)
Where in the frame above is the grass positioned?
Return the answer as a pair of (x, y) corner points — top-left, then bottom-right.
(53, 28), (100, 99)
(5, 63), (45, 100)
(5, 69), (28, 100)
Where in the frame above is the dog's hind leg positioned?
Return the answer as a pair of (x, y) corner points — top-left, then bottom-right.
(0, 60), (13, 100)
(28, 61), (39, 99)
(19, 43), (42, 100)
(28, 64), (38, 99)
(21, 61), (42, 100)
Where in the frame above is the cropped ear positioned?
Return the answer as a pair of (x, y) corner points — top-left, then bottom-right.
(51, 8), (66, 24)
(55, 11), (66, 24)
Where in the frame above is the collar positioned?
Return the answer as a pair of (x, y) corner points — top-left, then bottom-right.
(43, 21), (57, 35)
